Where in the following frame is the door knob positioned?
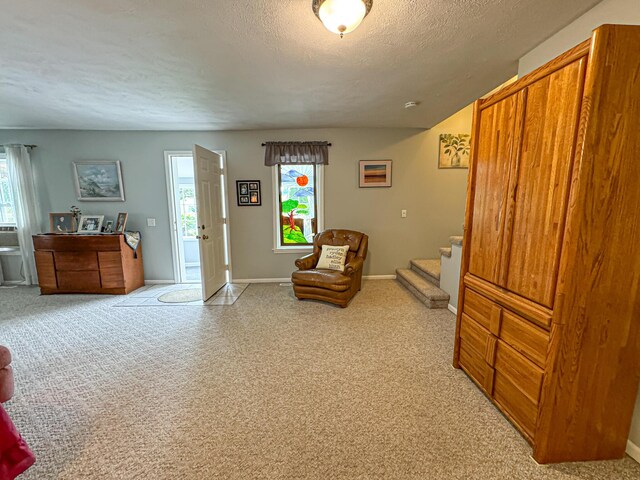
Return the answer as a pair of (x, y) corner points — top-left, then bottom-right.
(202, 234), (209, 240)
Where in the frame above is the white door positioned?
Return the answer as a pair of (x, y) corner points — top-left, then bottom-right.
(193, 145), (227, 300)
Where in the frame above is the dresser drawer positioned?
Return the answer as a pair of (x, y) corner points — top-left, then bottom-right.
(464, 287), (549, 368)
(462, 288), (498, 331)
(57, 271), (101, 290)
(459, 339), (494, 393)
(54, 251), (98, 271)
(459, 313), (491, 358)
(499, 311), (549, 368)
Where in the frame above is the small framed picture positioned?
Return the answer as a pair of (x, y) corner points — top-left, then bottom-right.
(115, 212), (128, 233)
(49, 213), (76, 233)
(77, 215), (104, 234)
(237, 180), (261, 206)
(103, 220), (114, 233)
(359, 160), (392, 188)
(438, 134), (471, 169)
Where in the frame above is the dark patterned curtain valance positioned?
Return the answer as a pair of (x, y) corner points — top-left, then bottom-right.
(264, 141), (329, 166)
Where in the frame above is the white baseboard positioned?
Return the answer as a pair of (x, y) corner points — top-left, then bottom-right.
(364, 274), (396, 280)
(448, 304), (458, 315)
(144, 279), (175, 285)
(627, 439), (640, 464)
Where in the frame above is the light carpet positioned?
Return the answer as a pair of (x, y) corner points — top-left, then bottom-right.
(0, 281), (638, 479)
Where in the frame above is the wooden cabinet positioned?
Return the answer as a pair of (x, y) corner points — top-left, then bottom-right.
(454, 25), (640, 463)
(33, 234), (144, 295)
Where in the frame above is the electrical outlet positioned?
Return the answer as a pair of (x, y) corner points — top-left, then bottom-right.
(401, 210), (407, 218)
(147, 218), (156, 227)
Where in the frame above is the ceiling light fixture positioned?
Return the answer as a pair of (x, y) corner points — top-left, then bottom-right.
(312, 0), (373, 38)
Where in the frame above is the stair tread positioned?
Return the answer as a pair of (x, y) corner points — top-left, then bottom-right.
(396, 269), (449, 300)
(440, 247), (452, 258)
(410, 259), (441, 279)
(449, 236), (463, 246)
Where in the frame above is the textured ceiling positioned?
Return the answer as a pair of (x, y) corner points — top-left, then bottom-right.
(1, 0), (600, 130)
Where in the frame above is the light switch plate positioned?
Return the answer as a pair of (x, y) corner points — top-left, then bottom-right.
(401, 210), (407, 218)
(147, 218), (156, 227)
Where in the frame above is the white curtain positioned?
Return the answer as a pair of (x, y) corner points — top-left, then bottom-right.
(5, 145), (41, 285)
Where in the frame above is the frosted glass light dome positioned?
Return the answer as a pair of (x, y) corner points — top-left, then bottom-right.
(313, 0), (372, 37)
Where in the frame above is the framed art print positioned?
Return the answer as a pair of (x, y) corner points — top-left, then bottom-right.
(438, 134), (471, 169)
(73, 160), (125, 201)
(359, 160), (392, 188)
(237, 180), (261, 206)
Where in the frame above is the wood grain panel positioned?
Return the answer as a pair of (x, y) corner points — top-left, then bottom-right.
(98, 251), (124, 288)
(54, 252), (98, 271)
(506, 59), (587, 307)
(468, 94), (521, 286)
(34, 251), (57, 290)
(33, 234), (120, 252)
(535, 24), (640, 463)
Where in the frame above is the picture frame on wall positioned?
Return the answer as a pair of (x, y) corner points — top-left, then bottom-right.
(438, 134), (471, 169)
(359, 160), (392, 188)
(49, 213), (76, 233)
(237, 180), (261, 206)
(73, 160), (125, 201)
(115, 212), (128, 232)
(77, 215), (104, 234)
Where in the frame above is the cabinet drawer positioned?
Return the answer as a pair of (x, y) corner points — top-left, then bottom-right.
(57, 271), (101, 290)
(463, 288), (497, 331)
(459, 340), (494, 393)
(499, 311), (549, 368)
(54, 252), (98, 271)
(459, 313), (491, 358)
(492, 339), (544, 437)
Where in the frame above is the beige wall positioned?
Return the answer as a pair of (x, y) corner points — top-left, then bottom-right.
(518, 0), (640, 458)
(0, 122), (471, 281)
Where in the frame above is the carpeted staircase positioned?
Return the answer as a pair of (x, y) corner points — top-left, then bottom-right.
(396, 236), (463, 309)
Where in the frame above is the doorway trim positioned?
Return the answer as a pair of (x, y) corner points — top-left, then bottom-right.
(164, 150), (232, 284)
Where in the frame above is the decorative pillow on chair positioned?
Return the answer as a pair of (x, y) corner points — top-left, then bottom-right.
(317, 245), (350, 272)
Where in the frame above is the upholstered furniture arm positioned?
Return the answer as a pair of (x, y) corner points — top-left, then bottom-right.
(295, 252), (319, 270)
(343, 257), (364, 276)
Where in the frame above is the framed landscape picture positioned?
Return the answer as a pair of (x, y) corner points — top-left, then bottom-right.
(73, 160), (125, 201)
(438, 134), (471, 169)
(237, 180), (261, 206)
(359, 160), (392, 188)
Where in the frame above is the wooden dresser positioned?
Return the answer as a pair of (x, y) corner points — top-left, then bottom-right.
(33, 234), (144, 295)
(454, 24), (640, 463)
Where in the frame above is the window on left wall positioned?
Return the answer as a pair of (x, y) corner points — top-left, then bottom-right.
(0, 154), (17, 226)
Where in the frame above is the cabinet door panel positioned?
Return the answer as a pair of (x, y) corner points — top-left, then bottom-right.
(468, 94), (521, 286)
(506, 59), (586, 307)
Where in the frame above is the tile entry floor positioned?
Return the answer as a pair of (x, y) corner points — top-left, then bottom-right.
(115, 282), (249, 307)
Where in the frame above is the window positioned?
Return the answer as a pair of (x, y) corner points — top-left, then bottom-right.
(273, 164), (323, 252)
(0, 155), (16, 226)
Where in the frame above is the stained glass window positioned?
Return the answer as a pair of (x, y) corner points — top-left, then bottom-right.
(277, 164), (319, 246)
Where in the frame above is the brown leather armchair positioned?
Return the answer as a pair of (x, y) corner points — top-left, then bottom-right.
(0, 345), (14, 403)
(292, 229), (368, 307)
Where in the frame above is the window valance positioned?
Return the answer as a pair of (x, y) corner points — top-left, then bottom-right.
(264, 141), (329, 166)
